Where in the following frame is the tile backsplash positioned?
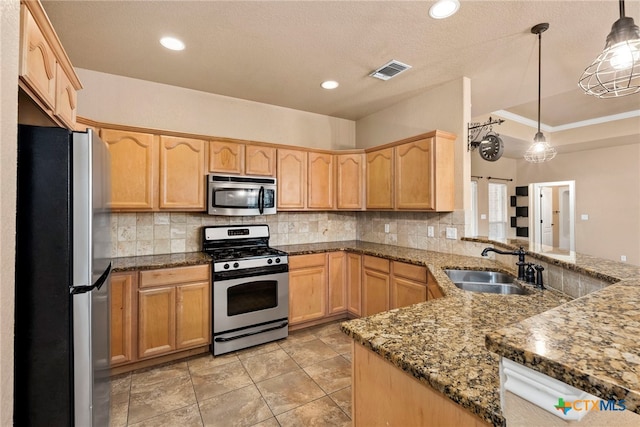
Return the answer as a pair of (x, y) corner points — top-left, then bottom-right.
(111, 209), (476, 258)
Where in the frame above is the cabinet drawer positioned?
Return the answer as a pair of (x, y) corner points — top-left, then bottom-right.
(392, 261), (426, 283)
(289, 253), (326, 270)
(363, 255), (390, 273)
(140, 264), (210, 288)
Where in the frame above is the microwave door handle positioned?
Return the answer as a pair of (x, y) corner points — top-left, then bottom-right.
(258, 186), (264, 214)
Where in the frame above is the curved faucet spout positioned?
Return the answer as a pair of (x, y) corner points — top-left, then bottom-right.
(480, 246), (527, 280)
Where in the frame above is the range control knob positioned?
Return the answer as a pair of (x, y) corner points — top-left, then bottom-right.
(223, 263), (230, 270)
(267, 259), (273, 264)
(233, 262), (240, 269)
(275, 258), (281, 264)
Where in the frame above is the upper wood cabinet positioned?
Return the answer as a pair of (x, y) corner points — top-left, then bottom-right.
(101, 129), (158, 211)
(19, 1), (82, 129)
(308, 152), (334, 210)
(209, 140), (244, 174)
(336, 153), (365, 210)
(209, 140), (276, 177)
(277, 148), (307, 209)
(395, 135), (455, 211)
(366, 148), (394, 209)
(160, 136), (207, 210)
(245, 145), (276, 176)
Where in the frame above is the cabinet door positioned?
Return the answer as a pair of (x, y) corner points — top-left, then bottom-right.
(347, 253), (362, 316)
(176, 282), (210, 349)
(101, 129), (157, 210)
(427, 271), (444, 300)
(336, 153), (364, 210)
(110, 272), (136, 366)
(159, 136), (207, 210)
(54, 62), (77, 128)
(366, 148), (394, 209)
(391, 277), (427, 309)
(209, 140), (244, 174)
(138, 286), (176, 358)
(362, 269), (390, 316)
(308, 152), (334, 209)
(395, 138), (433, 210)
(289, 254), (326, 325)
(19, 6), (56, 110)
(277, 149), (307, 209)
(245, 144), (276, 176)
(327, 252), (347, 315)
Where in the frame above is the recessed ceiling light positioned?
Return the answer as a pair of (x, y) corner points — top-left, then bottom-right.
(429, 0), (460, 19)
(321, 80), (339, 90)
(160, 36), (185, 51)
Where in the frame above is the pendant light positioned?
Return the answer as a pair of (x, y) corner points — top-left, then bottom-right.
(524, 23), (557, 164)
(579, 0), (640, 98)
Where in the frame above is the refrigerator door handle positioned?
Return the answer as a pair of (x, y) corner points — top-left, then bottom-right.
(71, 262), (111, 295)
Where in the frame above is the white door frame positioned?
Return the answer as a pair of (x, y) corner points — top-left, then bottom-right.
(529, 181), (575, 255)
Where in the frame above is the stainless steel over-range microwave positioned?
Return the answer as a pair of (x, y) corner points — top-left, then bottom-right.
(207, 174), (277, 216)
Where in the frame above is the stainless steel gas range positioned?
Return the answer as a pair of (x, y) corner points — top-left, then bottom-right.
(202, 225), (289, 355)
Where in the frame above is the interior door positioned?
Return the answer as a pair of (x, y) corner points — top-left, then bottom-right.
(540, 187), (553, 246)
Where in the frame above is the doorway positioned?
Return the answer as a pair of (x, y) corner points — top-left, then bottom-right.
(530, 181), (575, 256)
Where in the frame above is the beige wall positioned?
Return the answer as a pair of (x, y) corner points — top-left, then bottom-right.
(470, 155), (518, 238)
(517, 143), (640, 265)
(75, 68), (356, 150)
(1, 0), (19, 423)
(355, 77), (472, 213)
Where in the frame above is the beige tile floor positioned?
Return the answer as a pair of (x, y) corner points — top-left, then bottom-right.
(110, 322), (352, 427)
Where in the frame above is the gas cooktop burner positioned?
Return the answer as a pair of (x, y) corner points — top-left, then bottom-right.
(202, 224), (288, 273)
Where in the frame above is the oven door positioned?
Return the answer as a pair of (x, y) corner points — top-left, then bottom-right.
(213, 268), (288, 334)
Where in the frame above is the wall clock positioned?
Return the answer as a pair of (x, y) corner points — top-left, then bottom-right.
(478, 133), (504, 161)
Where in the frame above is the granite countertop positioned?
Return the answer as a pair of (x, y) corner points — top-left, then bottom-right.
(112, 251), (211, 272)
(111, 240), (640, 425)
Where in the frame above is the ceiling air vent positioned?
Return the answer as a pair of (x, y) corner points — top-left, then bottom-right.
(369, 60), (412, 81)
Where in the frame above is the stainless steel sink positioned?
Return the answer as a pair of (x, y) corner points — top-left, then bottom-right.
(443, 269), (526, 295)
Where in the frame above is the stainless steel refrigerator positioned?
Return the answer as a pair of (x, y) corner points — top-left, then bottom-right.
(15, 125), (112, 426)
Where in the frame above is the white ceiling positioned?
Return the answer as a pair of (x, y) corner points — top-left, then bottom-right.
(42, 0), (640, 157)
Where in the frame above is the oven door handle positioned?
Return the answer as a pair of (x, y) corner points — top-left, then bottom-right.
(258, 186), (264, 214)
(214, 321), (288, 343)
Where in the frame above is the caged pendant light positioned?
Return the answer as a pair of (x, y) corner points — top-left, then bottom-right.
(524, 23), (557, 164)
(579, 0), (640, 98)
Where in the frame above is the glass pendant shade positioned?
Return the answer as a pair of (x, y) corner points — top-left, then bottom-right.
(524, 134), (557, 163)
(579, 4), (640, 97)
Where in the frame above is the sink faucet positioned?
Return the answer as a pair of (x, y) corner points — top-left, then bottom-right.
(481, 246), (527, 281)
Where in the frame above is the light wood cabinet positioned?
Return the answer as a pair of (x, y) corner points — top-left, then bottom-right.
(308, 152), (335, 209)
(159, 135), (207, 210)
(209, 140), (244, 174)
(246, 145), (276, 176)
(289, 253), (327, 325)
(277, 148), (307, 209)
(19, 1), (82, 129)
(347, 253), (362, 316)
(427, 271), (444, 300)
(327, 252), (347, 315)
(390, 261), (427, 309)
(336, 153), (365, 210)
(366, 148), (394, 209)
(101, 129), (158, 210)
(395, 135), (455, 211)
(362, 255), (391, 316)
(137, 265), (210, 360)
(110, 271), (136, 366)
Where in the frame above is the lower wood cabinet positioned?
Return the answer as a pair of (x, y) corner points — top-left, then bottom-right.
(138, 265), (210, 359)
(427, 271), (444, 300)
(110, 264), (211, 368)
(110, 271), (136, 367)
(362, 255), (391, 316)
(289, 253), (328, 325)
(391, 261), (427, 309)
(328, 252), (347, 314)
(347, 253), (362, 316)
